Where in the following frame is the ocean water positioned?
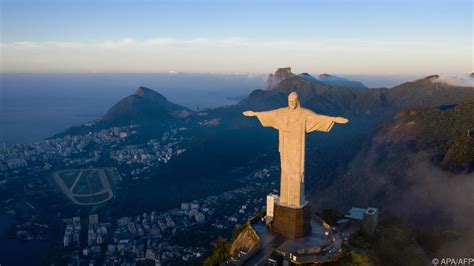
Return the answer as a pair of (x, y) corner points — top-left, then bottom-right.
(0, 215), (49, 266)
(0, 73), (264, 145)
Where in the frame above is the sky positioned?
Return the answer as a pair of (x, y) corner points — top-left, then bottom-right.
(0, 0), (472, 75)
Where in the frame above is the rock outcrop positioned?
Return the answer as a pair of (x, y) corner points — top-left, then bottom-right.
(265, 67), (296, 90)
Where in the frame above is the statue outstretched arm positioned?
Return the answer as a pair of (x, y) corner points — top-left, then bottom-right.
(242, 109), (283, 129)
(242, 110), (256, 117)
(334, 117), (349, 124)
(305, 110), (349, 133)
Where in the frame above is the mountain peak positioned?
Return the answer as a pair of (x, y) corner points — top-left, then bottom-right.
(318, 73), (367, 89)
(265, 67), (296, 90)
(407, 75), (440, 85)
(319, 73), (333, 79)
(133, 86), (169, 103)
(101, 86), (188, 123)
(423, 74), (440, 81)
(297, 73), (320, 83)
(135, 86), (157, 97)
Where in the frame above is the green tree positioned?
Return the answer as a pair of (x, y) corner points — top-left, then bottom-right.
(203, 237), (231, 266)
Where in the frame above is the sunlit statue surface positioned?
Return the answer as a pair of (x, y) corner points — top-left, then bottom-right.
(243, 92), (348, 207)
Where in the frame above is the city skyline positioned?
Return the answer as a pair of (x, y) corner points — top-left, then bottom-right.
(1, 0), (472, 75)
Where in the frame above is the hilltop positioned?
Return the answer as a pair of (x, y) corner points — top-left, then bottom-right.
(101, 86), (190, 124)
(374, 101), (474, 172)
(318, 73), (367, 89)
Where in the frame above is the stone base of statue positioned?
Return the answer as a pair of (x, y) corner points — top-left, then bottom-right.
(272, 201), (312, 239)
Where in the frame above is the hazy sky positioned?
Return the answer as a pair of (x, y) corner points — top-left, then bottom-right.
(0, 0), (472, 75)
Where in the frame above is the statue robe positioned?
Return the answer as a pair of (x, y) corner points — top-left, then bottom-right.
(255, 107), (336, 207)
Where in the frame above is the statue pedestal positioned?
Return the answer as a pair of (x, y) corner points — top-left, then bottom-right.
(272, 201), (312, 239)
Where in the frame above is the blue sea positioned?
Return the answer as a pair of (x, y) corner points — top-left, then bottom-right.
(0, 215), (49, 266)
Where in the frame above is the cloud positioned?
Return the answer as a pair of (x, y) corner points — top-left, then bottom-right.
(2, 37), (213, 50)
(316, 146), (474, 257)
(45, 42), (86, 48)
(434, 74), (474, 87)
(11, 41), (41, 48)
(102, 37), (137, 48)
(1, 36), (471, 74)
(391, 158), (474, 257)
(0, 36), (430, 51)
(185, 37), (209, 45)
(146, 37), (177, 46)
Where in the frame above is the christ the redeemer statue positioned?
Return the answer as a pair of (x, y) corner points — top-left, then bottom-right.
(243, 92), (348, 207)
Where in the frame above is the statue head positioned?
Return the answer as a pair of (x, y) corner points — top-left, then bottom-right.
(288, 92), (299, 109)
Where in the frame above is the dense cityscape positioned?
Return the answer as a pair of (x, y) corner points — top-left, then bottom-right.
(61, 176), (274, 265)
(0, 123), (192, 172)
(0, 120), (277, 264)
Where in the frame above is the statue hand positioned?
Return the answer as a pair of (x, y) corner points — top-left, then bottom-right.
(242, 111), (256, 117)
(334, 117), (349, 124)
